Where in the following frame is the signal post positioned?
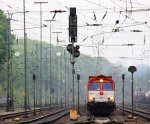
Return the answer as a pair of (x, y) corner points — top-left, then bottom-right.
(67, 7), (80, 120)
(128, 66), (137, 119)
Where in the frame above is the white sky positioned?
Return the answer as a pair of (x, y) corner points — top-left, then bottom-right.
(1, 0), (150, 66)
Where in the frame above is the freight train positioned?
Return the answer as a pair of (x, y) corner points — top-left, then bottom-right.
(87, 75), (116, 115)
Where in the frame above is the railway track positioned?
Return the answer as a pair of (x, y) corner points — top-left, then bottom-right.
(0, 105), (62, 120)
(0, 104), (80, 124)
(51, 105), (149, 124)
(117, 105), (150, 120)
(0, 107), (60, 124)
(0, 109), (41, 120)
(124, 107), (150, 120)
(73, 115), (124, 124)
(17, 108), (69, 124)
(136, 103), (150, 110)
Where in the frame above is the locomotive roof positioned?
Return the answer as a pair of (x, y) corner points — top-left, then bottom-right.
(88, 75), (113, 82)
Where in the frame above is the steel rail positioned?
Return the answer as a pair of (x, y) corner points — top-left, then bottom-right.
(17, 108), (70, 124)
(18, 105), (83, 124)
(0, 105), (62, 120)
(117, 105), (150, 120)
(0, 108), (45, 120)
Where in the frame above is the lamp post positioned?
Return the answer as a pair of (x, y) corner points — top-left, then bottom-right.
(128, 66), (137, 119)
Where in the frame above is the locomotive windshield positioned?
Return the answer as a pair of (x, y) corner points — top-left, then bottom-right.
(103, 82), (112, 91)
(90, 82), (100, 91)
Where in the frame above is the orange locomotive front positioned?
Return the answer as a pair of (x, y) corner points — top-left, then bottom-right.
(87, 75), (116, 115)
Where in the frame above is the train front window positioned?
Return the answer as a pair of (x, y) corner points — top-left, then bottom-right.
(90, 83), (100, 91)
(103, 83), (112, 91)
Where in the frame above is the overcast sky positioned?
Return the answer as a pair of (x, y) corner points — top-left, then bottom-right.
(1, 0), (150, 66)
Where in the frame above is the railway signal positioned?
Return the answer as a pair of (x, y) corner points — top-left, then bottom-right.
(69, 7), (77, 42)
(69, 7), (78, 120)
(33, 74), (36, 80)
(122, 74), (125, 115)
(66, 44), (73, 53)
(32, 74), (36, 115)
(66, 44), (80, 58)
(77, 74), (80, 115)
(74, 45), (80, 57)
(128, 66), (137, 119)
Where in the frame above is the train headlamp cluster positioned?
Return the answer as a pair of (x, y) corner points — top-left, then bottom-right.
(99, 79), (103, 83)
(107, 95), (114, 102)
(89, 94), (95, 102)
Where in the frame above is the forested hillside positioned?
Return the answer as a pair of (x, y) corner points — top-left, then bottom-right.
(0, 10), (9, 95)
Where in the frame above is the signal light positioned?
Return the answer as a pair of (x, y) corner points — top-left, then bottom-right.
(67, 44), (73, 54)
(70, 7), (76, 16)
(74, 45), (80, 57)
(69, 7), (77, 40)
(66, 44), (80, 58)
(32, 74), (36, 80)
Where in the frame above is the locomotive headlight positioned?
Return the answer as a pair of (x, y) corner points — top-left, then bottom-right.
(110, 96), (114, 101)
(89, 94), (95, 102)
(108, 95), (114, 102)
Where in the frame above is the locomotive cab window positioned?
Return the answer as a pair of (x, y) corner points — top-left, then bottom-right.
(90, 82), (100, 91)
(103, 82), (112, 91)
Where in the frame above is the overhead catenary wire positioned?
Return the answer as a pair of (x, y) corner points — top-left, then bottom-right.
(2, 0), (150, 60)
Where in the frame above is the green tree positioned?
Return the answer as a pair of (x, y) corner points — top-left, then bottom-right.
(0, 9), (7, 65)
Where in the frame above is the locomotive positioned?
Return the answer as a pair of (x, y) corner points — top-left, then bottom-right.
(87, 75), (116, 115)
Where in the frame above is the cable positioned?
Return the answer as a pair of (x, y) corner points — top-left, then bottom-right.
(116, 0), (150, 7)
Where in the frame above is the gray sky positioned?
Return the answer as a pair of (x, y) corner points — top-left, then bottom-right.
(1, 0), (150, 66)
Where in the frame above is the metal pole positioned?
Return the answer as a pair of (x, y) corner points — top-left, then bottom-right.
(32, 74), (36, 115)
(45, 20), (55, 109)
(72, 62), (75, 107)
(122, 79), (124, 115)
(33, 79), (36, 115)
(6, 18), (10, 112)
(10, 35), (14, 111)
(34, 1), (48, 110)
(68, 55), (70, 107)
(131, 73), (134, 118)
(128, 66), (136, 119)
(23, 0), (28, 114)
(53, 32), (62, 107)
(61, 48), (63, 109)
(9, 13), (14, 111)
(44, 48), (48, 106)
(71, 43), (75, 107)
(64, 50), (67, 107)
(6, 12), (15, 112)
(49, 21), (52, 109)
(35, 44), (38, 106)
(39, 2), (42, 110)
(121, 74), (125, 115)
(77, 78), (79, 114)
